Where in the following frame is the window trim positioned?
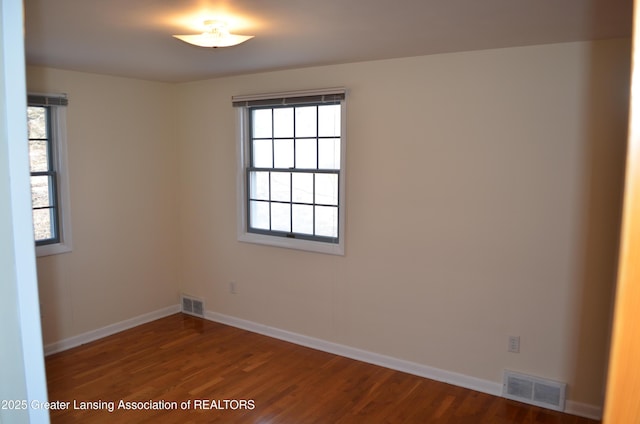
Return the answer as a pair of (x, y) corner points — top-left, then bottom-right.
(28, 94), (73, 257)
(235, 88), (346, 255)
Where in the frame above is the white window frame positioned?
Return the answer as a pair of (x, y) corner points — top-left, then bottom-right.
(28, 94), (73, 257)
(234, 88), (347, 255)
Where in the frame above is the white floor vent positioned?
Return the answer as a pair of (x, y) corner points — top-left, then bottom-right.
(503, 370), (566, 412)
(181, 294), (205, 317)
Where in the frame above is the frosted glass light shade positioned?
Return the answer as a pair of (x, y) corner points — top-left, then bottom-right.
(173, 20), (254, 48)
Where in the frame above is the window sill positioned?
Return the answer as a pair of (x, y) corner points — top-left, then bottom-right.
(36, 242), (72, 257)
(238, 232), (344, 256)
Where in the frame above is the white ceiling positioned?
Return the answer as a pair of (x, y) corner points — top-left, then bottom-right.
(24, 0), (633, 83)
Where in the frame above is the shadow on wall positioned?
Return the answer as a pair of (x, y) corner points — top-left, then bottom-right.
(569, 38), (631, 407)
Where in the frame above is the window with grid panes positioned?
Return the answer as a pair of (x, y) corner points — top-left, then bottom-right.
(234, 89), (346, 255)
(27, 94), (72, 256)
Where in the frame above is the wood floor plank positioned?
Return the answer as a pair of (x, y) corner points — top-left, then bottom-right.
(45, 314), (601, 423)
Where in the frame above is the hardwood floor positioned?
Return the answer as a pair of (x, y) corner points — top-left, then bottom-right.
(45, 314), (599, 423)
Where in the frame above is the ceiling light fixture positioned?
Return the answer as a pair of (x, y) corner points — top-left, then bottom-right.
(173, 20), (254, 48)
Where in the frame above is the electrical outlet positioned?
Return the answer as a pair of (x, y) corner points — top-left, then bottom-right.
(508, 336), (520, 353)
(229, 281), (237, 294)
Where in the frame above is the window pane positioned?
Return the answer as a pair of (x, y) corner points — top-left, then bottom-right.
(292, 204), (313, 235)
(252, 139), (272, 168)
(295, 138), (317, 169)
(292, 173), (313, 203)
(273, 108), (293, 138)
(318, 138), (340, 170)
(29, 139), (49, 172)
(250, 200), (270, 230)
(315, 173), (338, 205)
(252, 109), (272, 138)
(271, 172), (290, 202)
(318, 104), (341, 137)
(250, 171), (270, 200)
(27, 106), (47, 139)
(243, 100), (343, 246)
(295, 106), (317, 137)
(271, 203), (291, 232)
(274, 139), (294, 168)
(32, 208), (53, 241)
(31, 175), (52, 208)
(315, 206), (338, 238)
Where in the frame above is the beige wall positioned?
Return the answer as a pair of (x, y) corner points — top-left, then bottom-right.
(176, 39), (629, 407)
(26, 68), (180, 343)
(28, 38), (630, 408)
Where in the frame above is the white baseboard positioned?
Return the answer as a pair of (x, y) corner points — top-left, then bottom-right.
(564, 401), (603, 421)
(204, 311), (502, 396)
(205, 310), (603, 421)
(43, 304), (180, 356)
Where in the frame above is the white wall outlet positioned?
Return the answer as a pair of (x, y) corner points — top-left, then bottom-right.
(508, 336), (521, 353)
(229, 281), (237, 294)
